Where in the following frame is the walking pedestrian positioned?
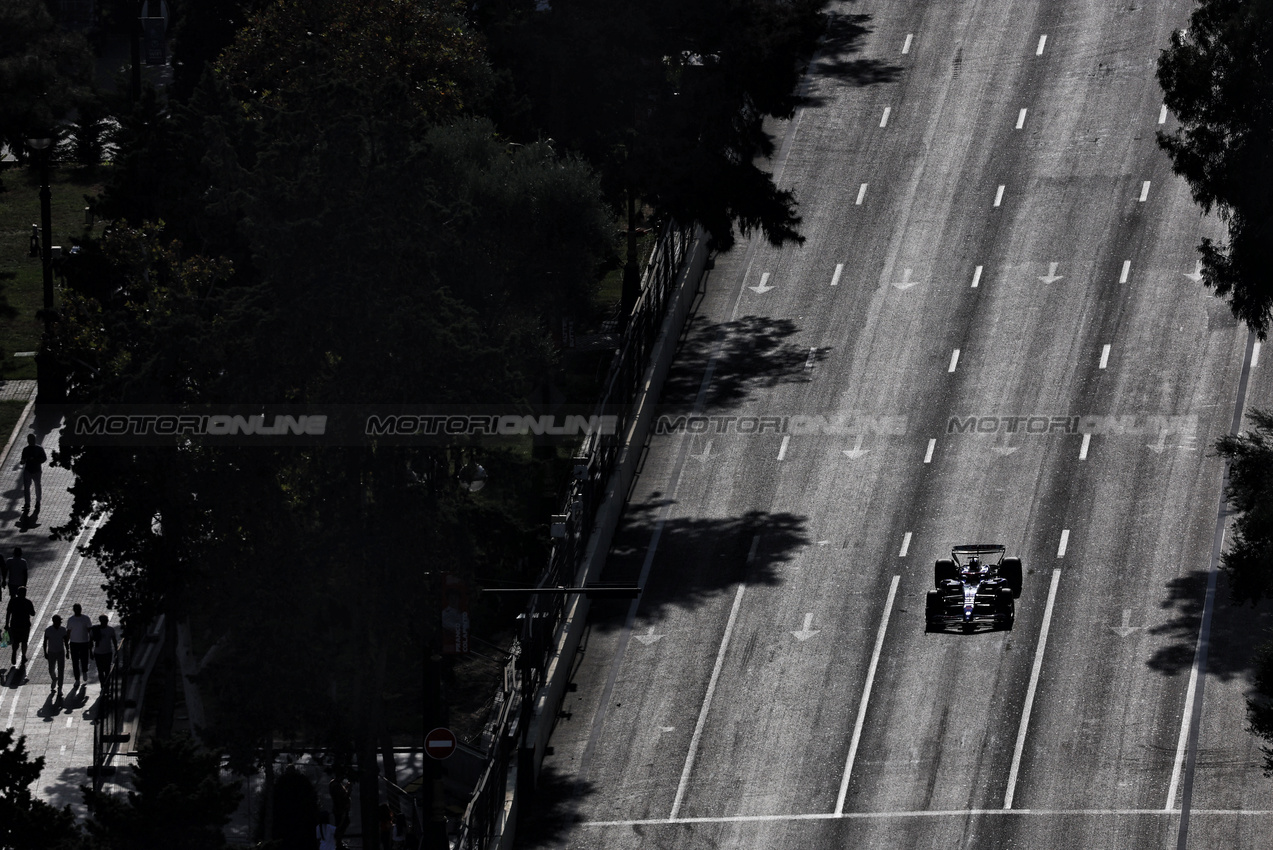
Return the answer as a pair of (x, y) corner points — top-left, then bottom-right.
(66, 603), (92, 686)
(18, 434), (46, 512)
(316, 810), (338, 850)
(43, 614), (67, 694)
(5, 587), (36, 667)
(329, 772), (352, 848)
(91, 615), (118, 686)
(4, 548), (27, 597)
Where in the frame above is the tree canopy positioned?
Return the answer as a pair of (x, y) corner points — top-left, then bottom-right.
(1157, 0), (1273, 337)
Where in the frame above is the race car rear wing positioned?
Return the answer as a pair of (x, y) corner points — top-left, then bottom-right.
(951, 544), (1006, 565)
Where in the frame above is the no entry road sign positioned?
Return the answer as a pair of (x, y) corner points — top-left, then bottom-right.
(425, 727), (457, 760)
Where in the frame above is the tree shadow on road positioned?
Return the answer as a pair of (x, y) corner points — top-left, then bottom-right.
(513, 764), (596, 849)
(798, 9), (902, 107)
(660, 315), (830, 410)
(1146, 569), (1273, 685)
(588, 506), (809, 633)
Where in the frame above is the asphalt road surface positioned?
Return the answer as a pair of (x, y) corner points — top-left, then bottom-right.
(519, 0), (1273, 847)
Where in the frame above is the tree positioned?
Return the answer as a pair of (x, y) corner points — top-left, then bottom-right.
(0, 0), (94, 161)
(0, 729), (82, 850)
(478, 0), (827, 313)
(1215, 408), (1273, 605)
(1157, 0), (1273, 337)
(82, 735), (241, 850)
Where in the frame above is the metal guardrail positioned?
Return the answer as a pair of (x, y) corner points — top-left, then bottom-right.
(452, 221), (695, 847)
(89, 638), (131, 791)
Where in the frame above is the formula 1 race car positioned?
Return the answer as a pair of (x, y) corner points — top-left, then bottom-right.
(925, 544), (1022, 633)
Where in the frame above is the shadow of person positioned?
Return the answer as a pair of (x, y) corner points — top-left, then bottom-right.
(37, 692), (60, 720)
(62, 682), (88, 711)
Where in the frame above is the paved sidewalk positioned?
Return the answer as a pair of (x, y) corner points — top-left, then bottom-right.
(1, 400), (128, 819)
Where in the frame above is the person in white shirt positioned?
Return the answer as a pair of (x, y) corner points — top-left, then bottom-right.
(66, 604), (93, 686)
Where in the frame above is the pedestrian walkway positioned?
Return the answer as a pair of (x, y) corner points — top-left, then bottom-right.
(1, 399), (126, 819)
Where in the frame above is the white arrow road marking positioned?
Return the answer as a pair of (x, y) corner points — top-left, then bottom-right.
(902, 33), (913, 54)
(1120, 260), (1131, 283)
(899, 532), (911, 557)
(924, 438), (936, 464)
(831, 263), (843, 286)
(792, 613), (821, 642)
(1139, 180), (1151, 202)
(1039, 262), (1063, 283)
(777, 435), (791, 461)
(634, 626), (664, 646)
(1110, 609), (1141, 638)
(749, 272), (774, 294)
(690, 440), (713, 463)
(1099, 344), (1111, 369)
(1036, 34), (1047, 55)
(843, 434), (869, 459)
(994, 185), (1005, 207)
(892, 267), (918, 290)
(971, 265), (983, 288)
(1080, 433), (1091, 460)
(1184, 260), (1203, 282)
(1148, 429), (1168, 453)
(1016, 108), (1027, 129)
(856, 183), (868, 205)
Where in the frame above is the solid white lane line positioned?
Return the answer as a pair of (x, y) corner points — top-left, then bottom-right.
(836, 575), (900, 815)
(971, 265), (983, 288)
(831, 263), (843, 286)
(1100, 344), (1111, 369)
(856, 183), (868, 205)
(1016, 108), (1027, 129)
(1036, 34), (1047, 55)
(1057, 530), (1070, 558)
(667, 587), (743, 819)
(1079, 433), (1091, 460)
(1120, 260), (1131, 283)
(900, 533), (912, 557)
(1004, 568), (1062, 809)
(1140, 181), (1151, 202)
(587, 808), (1273, 827)
(880, 106), (891, 128)
(924, 438), (936, 464)
(948, 349), (960, 372)
(902, 33), (913, 54)
(778, 435), (791, 461)
(994, 185), (1005, 207)
(1159, 104), (1168, 124)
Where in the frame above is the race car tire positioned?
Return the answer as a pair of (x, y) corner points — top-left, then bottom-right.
(935, 558), (958, 587)
(925, 590), (943, 632)
(997, 588), (1015, 630)
(1002, 557), (1023, 598)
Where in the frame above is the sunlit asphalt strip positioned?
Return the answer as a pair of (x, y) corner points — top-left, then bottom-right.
(835, 575), (900, 815)
(1003, 568), (1062, 809)
(1, 514), (102, 724)
(1170, 329), (1257, 848)
(581, 808), (1273, 827)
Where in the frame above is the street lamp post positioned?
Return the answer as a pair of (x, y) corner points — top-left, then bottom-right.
(25, 136), (64, 405)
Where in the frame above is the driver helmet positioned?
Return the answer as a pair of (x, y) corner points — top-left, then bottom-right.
(963, 556), (982, 577)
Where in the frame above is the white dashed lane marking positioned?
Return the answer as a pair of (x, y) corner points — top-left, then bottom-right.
(1058, 530), (1070, 558)
(924, 438), (936, 464)
(1036, 34), (1048, 55)
(1016, 108), (1027, 129)
(1100, 344), (1111, 369)
(900, 532), (912, 557)
(856, 183), (868, 205)
(948, 349), (960, 373)
(831, 263), (843, 286)
(994, 185), (1005, 207)
(1159, 104), (1168, 124)
(778, 435), (791, 461)
(880, 106), (891, 128)
(1080, 433), (1091, 460)
(902, 33), (913, 54)
(1140, 180), (1151, 202)
(1120, 260), (1131, 283)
